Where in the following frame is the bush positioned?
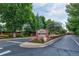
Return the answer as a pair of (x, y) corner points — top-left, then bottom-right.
(32, 38), (45, 43)
(75, 29), (79, 35)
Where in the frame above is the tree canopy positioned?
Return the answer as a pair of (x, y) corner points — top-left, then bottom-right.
(46, 19), (66, 34)
(0, 3), (35, 37)
(0, 3), (33, 32)
(66, 3), (79, 35)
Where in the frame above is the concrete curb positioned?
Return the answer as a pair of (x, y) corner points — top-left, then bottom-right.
(20, 36), (63, 48)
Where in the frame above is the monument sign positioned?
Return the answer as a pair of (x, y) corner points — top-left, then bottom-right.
(36, 29), (49, 42)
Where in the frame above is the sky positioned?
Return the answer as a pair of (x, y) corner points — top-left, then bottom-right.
(32, 3), (68, 29)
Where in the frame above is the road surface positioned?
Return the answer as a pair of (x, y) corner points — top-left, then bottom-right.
(0, 35), (79, 56)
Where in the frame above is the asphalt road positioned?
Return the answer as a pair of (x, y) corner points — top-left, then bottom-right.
(0, 35), (79, 56)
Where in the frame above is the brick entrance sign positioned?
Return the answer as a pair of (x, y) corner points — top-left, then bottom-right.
(36, 29), (49, 42)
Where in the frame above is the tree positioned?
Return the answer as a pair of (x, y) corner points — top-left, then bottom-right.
(66, 3), (79, 35)
(34, 14), (40, 30)
(0, 3), (34, 37)
(0, 24), (2, 32)
(23, 23), (33, 36)
(39, 16), (46, 29)
(46, 19), (66, 34)
(34, 14), (46, 30)
(46, 19), (53, 28)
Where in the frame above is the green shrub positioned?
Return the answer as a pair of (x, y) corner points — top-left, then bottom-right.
(32, 38), (45, 43)
(75, 29), (79, 35)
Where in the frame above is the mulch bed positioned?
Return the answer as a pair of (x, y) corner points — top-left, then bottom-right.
(31, 34), (65, 43)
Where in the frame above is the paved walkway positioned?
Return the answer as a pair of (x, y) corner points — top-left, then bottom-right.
(0, 35), (79, 56)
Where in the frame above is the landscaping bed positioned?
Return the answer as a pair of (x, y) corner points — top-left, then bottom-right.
(31, 34), (65, 43)
(20, 34), (64, 48)
(0, 34), (9, 39)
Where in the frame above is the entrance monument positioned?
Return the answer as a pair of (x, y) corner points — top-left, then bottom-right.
(36, 29), (49, 42)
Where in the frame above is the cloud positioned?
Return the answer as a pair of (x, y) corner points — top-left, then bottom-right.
(33, 3), (68, 26)
(34, 3), (47, 7)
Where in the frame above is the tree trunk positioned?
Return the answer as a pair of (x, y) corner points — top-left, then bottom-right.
(1, 32), (3, 35)
(13, 32), (16, 38)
